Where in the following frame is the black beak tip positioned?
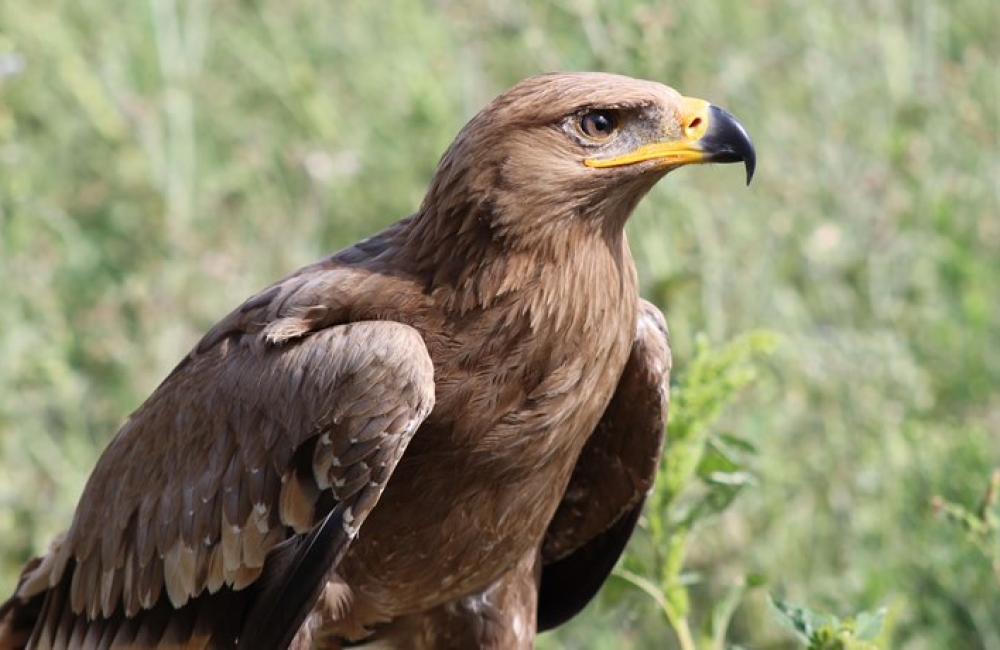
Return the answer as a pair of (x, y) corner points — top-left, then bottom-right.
(705, 104), (757, 186)
(744, 147), (757, 186)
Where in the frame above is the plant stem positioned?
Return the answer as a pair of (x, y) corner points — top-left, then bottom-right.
(671, 617), (697, 650)
(615, 569), (697, 650)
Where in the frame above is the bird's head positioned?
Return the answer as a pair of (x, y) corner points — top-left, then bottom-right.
(421, 72), (755, 241)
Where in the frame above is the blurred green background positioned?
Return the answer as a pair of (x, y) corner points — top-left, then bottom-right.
(1, 0), (997, 647)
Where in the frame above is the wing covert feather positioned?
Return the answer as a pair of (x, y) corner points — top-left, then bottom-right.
(7, 271), (435, 648)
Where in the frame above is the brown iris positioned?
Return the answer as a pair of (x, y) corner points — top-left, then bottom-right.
(577, 110), (619, 141)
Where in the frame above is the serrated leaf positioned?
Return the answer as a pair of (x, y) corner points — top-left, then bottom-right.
(769, 597), (839, 640)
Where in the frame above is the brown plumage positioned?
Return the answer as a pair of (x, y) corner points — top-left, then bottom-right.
(0, 72), (755, 649)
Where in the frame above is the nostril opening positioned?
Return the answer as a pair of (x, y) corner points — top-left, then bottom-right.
(687, 117), (703, 131)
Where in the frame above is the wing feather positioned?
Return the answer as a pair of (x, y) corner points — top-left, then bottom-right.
(1, 267), (435, 648)
(538, 300), (671, 630)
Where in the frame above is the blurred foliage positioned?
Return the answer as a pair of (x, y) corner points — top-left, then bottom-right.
(617, 332), (776, 650)
(1, 0), (998, 648)
(771, 598), (886, 650)
(932, 470), (1000, 586)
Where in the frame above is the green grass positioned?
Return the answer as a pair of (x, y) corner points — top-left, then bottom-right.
(1, 1), (998, 647)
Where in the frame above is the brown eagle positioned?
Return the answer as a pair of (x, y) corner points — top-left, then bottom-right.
(0, 72), (754, 649)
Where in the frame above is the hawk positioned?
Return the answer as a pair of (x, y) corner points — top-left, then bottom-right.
(0, 72), (754, 649)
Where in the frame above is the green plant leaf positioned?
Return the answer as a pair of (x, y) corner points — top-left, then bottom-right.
(852, 609), (887, 641)
(769, 597), (839, 641)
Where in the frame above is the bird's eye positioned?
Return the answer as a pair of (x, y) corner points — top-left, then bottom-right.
(577, 110), (619, 141)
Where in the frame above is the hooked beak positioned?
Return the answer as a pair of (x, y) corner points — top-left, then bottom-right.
(584, 97), (756, 185)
